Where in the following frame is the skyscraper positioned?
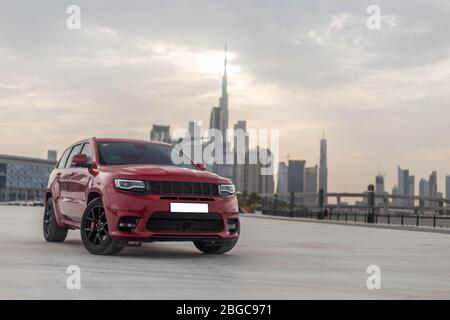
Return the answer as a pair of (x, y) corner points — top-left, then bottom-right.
(428, 171), (438, 198)
(276, 162), (288, 194)
(375, 175), (384, 195)
(319, 134), (328, 199)
(150, 125), (171, 143)
(408, 175), (415, 207)
(187, 121), (203, 163)
(304, 165), (318, 194)
(375, 175), (385, 206)
(47, 150), (57, 162)
(233, 120), (249, 193)
(446, 175), (450, 203)
(304, 165), (318, 206)
(259, 148), (275, 196)
(209, 42), (232, 180)
(419, 178), (429, 200)
(288, 160), (305, 193)
(397, 166), (411, 207)
(209, 42), (229, 139)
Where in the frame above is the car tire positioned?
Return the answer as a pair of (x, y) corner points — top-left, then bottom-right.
(80, 198), (124, 255)
(43, 198), (68, 242)
(193, 222), (240, 254)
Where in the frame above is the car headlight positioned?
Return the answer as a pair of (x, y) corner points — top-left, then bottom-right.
(219, 184), (235, 197)
(114, 179), (146, 191)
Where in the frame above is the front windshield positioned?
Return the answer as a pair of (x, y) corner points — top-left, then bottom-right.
(97, 141), (195, 169)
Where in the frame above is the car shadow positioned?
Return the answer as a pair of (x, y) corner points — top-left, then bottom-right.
(43, 239), (241, 260)
(118, 244), (241, 261)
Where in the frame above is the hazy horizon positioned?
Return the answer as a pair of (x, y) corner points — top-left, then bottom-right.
(1, 0), (449, 193)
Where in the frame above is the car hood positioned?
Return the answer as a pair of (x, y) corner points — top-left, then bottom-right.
(100, 164), (230, 184)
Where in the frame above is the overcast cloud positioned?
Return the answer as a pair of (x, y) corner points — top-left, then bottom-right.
(0, 0), (449, 192)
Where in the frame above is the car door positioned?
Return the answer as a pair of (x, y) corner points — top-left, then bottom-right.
(53, 146), (73, 219)
(68, 142), (93, 224)
(58, 144), (83, 221)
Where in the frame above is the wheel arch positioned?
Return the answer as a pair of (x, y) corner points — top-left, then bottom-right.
(87, 190), (102, 204)
(45, 190), (52, 203)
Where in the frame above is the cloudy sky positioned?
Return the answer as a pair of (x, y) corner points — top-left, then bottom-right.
(1, 0), (449, 193)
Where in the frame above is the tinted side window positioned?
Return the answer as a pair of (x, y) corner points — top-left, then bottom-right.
(57, 147), (73, 169)
(65, 144), (83, 168)
(80, 143), (92, 164)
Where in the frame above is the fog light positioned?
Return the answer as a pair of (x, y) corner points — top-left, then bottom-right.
(118, 217), (140, 231)
(227, 219), (238, 233)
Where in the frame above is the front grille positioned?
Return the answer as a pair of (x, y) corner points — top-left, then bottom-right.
(146, 212), (224, 232)
(146, 181), (219, 196)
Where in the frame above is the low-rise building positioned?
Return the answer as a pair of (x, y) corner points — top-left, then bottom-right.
(0, 153), (57, 202)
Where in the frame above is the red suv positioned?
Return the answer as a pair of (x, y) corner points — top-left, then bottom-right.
(43, 138), (240, 255)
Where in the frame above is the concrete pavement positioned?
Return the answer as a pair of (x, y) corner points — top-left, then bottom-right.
(0, 206), (449, 299)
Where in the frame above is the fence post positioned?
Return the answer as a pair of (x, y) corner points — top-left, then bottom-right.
(273, 194), (278, 216)
(289, 192), (294, 218)
(401, 215), (404, 226)
(416, 214), (419, 227)
(367, 184), (375, 223)
(433, 215), (436, 228)
(387, 214), (390, 225)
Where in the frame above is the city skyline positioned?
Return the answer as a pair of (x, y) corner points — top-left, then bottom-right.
(1, 1), (450, 193)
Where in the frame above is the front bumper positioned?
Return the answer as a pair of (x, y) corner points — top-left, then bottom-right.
(103, 186), (240, 242)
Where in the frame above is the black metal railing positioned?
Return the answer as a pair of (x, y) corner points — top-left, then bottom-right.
(261, 210), (450, 229)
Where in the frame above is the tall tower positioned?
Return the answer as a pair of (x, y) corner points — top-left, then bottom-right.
(319, 132), (328, 199)
(210, 42), (229, 138)
(209, 42), (232, 180)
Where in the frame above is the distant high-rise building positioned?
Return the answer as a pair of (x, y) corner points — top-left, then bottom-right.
(233, 121), (249, 193)
(392, 185), (398, 205)
(304, 165), (318, 206)
(428, 171), (438, 198)
(419, 178), (429, 198)
(419, 172), (440, 208)
(276, 162), (288, 194)
(304, 165), (318, 194)
(150, 124), (171, 143)
(259, 149), (275, 196)
(288, 160), (305, 193)
(187, 121), (203, 163)
(408, 175), (415, 207)
(236, 147), (274, 196)
(47, 150), (57, 162)
(446, 175), (450, 203)
(375, 175), (384, 195)
(319, 134), (328, 200)
(209, 42), (229, 141)
(375, 175), (385, 206)
(397, 166), (413, 207)
(209, 42), (232, 181)
(246, 149), (260, 195)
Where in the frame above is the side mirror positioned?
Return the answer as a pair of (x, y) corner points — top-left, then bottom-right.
(70, 154), (89, 168)
(196, 162), (206, 171)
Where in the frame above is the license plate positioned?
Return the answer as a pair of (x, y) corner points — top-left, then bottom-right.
(170, 203), (209, 213)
